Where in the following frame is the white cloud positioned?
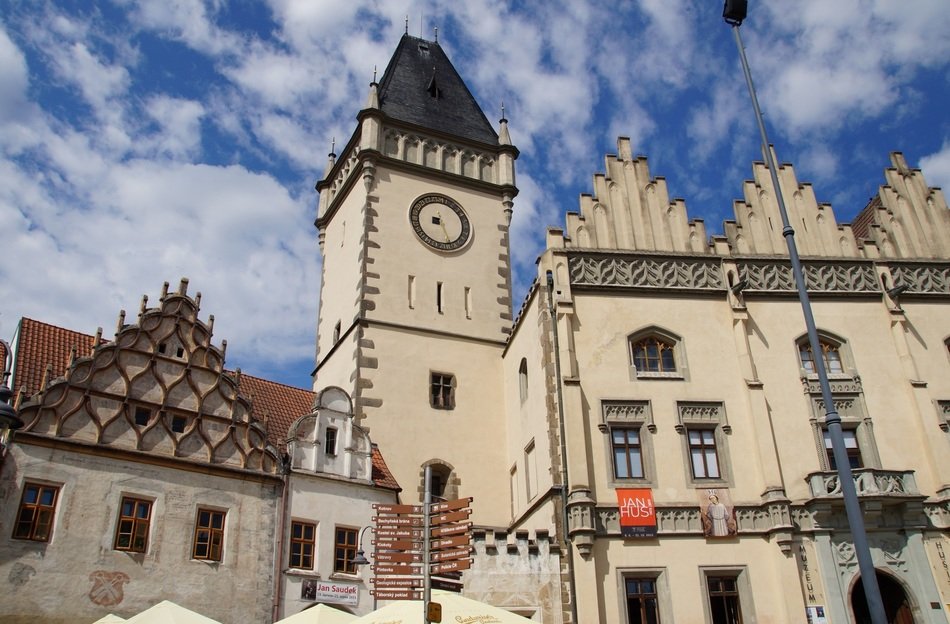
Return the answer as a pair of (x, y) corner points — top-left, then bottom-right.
(920, 140), (950, 191)
(142, 95), (206, 159)
(0, 23), (29, 119)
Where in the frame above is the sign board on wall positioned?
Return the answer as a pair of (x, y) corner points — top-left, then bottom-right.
(301, 579), (359, 607)
(616, 488), (657, 538)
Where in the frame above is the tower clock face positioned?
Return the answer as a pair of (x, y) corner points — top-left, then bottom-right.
(409, 194), (472, 252)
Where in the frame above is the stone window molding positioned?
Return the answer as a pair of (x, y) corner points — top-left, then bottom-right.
(617, 568), (673, 624)
(699, 566), (757, 624)
(627, 326), (689, 381)
(938, 400), (950, 432)
(796, 330), (856, 379)
(676, 401), (733, 486)
(806, 389), (881, 472)
(600, 400), (657, 486)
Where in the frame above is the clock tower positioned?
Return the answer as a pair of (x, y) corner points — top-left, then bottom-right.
(313, 34), (518, 524)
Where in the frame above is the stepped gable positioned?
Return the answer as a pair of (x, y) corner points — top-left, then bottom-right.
(378, 34), (498, 146)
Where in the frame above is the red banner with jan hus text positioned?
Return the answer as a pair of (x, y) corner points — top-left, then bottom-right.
(617, 488), (657, 538)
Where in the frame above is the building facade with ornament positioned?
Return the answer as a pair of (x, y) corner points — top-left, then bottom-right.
(1, 32), (950, 624)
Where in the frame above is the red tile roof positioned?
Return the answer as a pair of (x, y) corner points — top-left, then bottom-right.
(10, 317), (399, 491)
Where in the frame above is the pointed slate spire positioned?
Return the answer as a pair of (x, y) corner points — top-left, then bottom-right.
(324, 137), (336, 176)
(376, 34), (498, 145)
(498, 101), (512, 146)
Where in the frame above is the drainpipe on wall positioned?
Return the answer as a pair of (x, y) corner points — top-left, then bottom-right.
(546, 271), (580, 624)
(271, 458), (291, 622)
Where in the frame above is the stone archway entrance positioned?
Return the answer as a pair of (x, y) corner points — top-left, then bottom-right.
(851, 571), (914, 624)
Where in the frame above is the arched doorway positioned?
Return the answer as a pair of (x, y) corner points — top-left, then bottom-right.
(851, 571), (914, 624)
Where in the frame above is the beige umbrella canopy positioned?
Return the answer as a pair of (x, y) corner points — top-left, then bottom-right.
(91, 616), (126, 623)
(123, 600), (222, 624)
(275, 604), (358, 624)
(352, 590), (535, 624)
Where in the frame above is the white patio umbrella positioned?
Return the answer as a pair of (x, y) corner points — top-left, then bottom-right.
(351, 590), (535, 624)
(123, 600), (222, 624)
(91, 615), (126, 623)
(275, 603), (358, 624)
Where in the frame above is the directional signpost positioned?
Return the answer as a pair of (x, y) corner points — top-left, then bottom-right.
(368, 482), (473, 624)
(369, 497), (473, 605)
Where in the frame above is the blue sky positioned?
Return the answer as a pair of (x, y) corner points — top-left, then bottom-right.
(2, 0), (949, 389)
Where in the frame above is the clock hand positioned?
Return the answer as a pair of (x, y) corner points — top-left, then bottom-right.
(437, 210), (450, 242)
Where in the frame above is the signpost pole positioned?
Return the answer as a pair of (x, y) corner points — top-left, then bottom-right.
(423, 464), (432, 624)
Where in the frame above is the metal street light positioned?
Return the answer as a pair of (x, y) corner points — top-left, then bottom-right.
(721, 2), (887, 623)
(353, 525), (372, 567)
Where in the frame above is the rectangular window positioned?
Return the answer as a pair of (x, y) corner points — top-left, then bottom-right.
(612, 428), (644, 479)
(192, 508), (225, 561)
(325, 427), (338, 456)
(464, 286), (471, 319)
(334, 526), (358, 574)
(114, 497), (152, 553)
(408, 275), (416, 309)
(171, 415), (187, 433)
(509, 466), (519, 517)
(824, 429), (862, 470)
(12, 483), (59, 542)
(626, 577), (660, 624)
(524, 441), (538, 501)
(430, 373), (455, 409)
(134, 407), (150, 426)
(436, 281), (444, 314)
(707, 576), (743, 624)
(688, 429), (720, 479)
(290, 521), (316, 570)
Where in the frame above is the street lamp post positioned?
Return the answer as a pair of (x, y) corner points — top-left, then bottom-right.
(0, 339), (24, 450)
(721, 2), (887, 623)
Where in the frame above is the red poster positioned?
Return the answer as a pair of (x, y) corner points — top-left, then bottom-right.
(616, 488), (657, 538)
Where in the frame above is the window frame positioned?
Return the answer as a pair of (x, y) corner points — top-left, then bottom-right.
(618, 568), (672, 624)
(333, 526), (359, 575)
(627, 327), (687, 381)
(601, 400), (657, 487)
(687, 428), (721, 480)
(430, 372), (455, 410)
(114, 496), (153, 553)
(625, 576), (661, 624)
(289, 520), (317, 570)
(191, 507), (226, 562)
(518, 358), (528, 403)
(823, 428), (863, 470)
(12, 482), (60, 542)
(611, 427), (645, 480)
(699, 567), (756, 624)
(325, 426), (338, 457)
(676, 402), (732, 487)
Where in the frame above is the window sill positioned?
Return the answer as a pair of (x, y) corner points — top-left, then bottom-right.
(285, 569), (320, 578)
(634, 371), (683, 380)
(689, 478), (730, 488)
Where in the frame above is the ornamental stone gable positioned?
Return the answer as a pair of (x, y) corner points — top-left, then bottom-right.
(16, 278), (282, 474)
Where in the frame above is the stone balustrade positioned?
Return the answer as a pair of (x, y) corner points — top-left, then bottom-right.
(807, 469), (918, 498)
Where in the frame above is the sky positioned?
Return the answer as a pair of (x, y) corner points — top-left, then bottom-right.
(1, 0), (949, 390)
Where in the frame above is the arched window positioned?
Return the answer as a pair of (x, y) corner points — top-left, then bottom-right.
(799, 339), (844, 374)
(630, 336), (676, 373)
(423, 462), (454, 502)
(518, 358), (528, 402)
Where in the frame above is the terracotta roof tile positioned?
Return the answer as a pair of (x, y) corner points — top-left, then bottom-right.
(12, 318), (99, 397)
(235, 374), (314, 448)
(371, 444), (401, 491)
(10, 316), (400, 491)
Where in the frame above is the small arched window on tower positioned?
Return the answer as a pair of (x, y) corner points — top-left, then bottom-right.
(798, 338), (844, 375)
(424, 463), (453, 502)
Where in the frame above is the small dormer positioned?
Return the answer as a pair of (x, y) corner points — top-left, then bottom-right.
(286, 387), (373, 482)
